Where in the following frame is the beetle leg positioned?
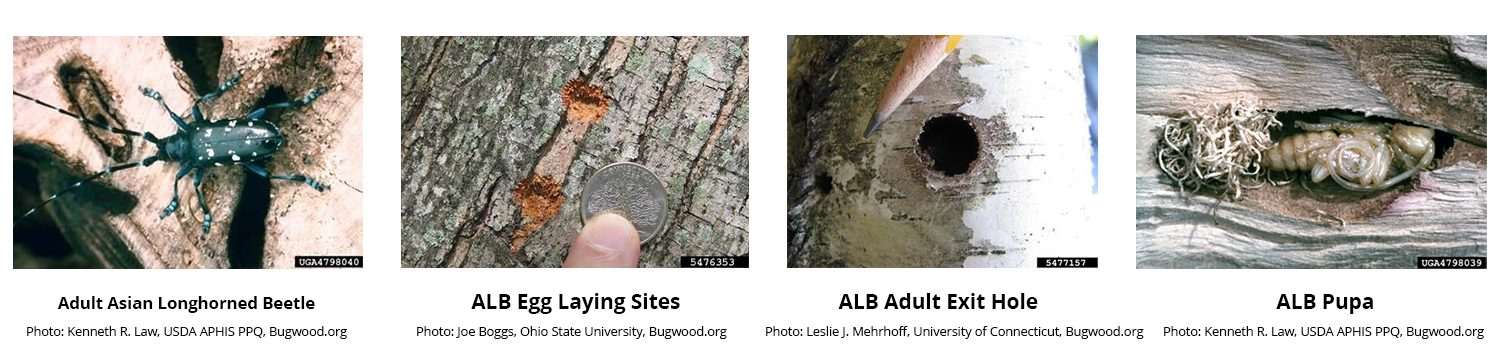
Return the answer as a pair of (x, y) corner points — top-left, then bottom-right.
(1334, 146), (1434, 191)
(197, 73), (243, 104)
(190, 73), (243, 122)
(159, 166), (194, 219)
(241, 163), (327, 191)
(193, 168), (211, 237)
(140, 87), (190, 131)
(247, 88), (326, 120)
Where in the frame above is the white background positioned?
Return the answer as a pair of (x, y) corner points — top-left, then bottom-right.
(3, 1), (1494, 349)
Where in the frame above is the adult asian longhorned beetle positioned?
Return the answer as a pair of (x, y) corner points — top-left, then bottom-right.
(13, 72), (328, 237)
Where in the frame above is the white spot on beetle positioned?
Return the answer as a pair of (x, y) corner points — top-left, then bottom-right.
(232, 155), (241, 161)
(207, 149), (215, 157)
(205, 129), (212, 137)
(229, 120), (237, 127)
(215, 162), (224, 167)
(228, 150), (235, 154)
(252, 152), (258, 156)
(248, 121), (254, 126)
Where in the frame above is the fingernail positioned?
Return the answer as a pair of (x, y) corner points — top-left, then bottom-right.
(562, 212), (640, 268)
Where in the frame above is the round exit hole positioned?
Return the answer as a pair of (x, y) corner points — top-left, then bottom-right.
(917, 114), (980, 176)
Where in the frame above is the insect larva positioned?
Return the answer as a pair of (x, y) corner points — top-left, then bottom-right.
(1262, 120), (1434, 191)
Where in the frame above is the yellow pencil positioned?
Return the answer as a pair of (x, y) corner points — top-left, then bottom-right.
(864, 35), (962, 138)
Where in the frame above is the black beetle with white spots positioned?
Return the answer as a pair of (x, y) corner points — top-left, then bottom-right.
(13, 72), (328, 237)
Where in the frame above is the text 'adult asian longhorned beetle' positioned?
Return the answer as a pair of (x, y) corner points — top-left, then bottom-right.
(14, 72), (328, 237)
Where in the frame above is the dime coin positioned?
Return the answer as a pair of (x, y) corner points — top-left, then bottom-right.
(581, 162), (669, 243)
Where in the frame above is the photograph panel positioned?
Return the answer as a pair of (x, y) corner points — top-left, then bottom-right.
(1135, 35), (1486, 268)
(13, 36), (365, 268)
(787, 35), (1099, 268)
(399, 36), (750, 268)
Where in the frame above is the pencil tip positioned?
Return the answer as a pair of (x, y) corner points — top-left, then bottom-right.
(863, 115), (882, 138)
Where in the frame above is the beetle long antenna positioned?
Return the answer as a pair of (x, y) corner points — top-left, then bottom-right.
(15, 156), (161, 224)
(13, 91), (146, 137)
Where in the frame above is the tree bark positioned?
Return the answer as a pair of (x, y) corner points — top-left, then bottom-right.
(1135, 36), (1486, 268)
(12, 36), (364, 268)
(400, 36), (750, 268)
(787, 36), (1094, 268)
